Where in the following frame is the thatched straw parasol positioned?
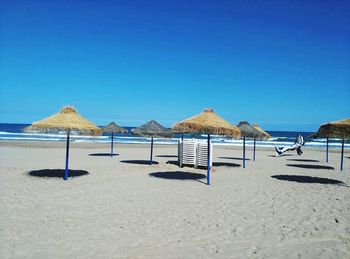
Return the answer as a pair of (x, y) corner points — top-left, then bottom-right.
(102, 122), (128, 157)
(172, 109), (241, 138)
(102, 122), (128, 134)
(237, 121), (266, 163)
(132, 120), (171, 165)
(172, 109), (240, 185)
(30, 106), (101, 135)
(313, 118), (350, 139)
(132, 120), (171, 138)
(237, 121), (264, 140)
(26, 106), (101, 180)
(252, 124), (271, 140)
(313, 118), (350, 171)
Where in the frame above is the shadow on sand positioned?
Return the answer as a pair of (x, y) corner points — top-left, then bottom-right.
(286, 164), (334, 170)
(120, 160), (159, 165)
(166, 160), (179, 166)
(28, 169), (89, 178)
(218, 157), (251, 161)
(156, 155), (178, 158)
(212, 162), (241, 167)
(271, 175), (346, 186)
(287, 159), (320, 162)
(89, 153), (119, 157)
(150, 171), (206, 181)
(268, 154), (294, 157)
(166, 161), (241, 168)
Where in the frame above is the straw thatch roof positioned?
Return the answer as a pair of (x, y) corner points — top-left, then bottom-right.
(252, 124), (271, 140)
(172, 109), (241, 138)
(313, 118), (350, 139)
(26, 106), (101, 135)
(237, 121), (265, 140)
(102, 122), (128, 133)
(132, 120), (172, 138)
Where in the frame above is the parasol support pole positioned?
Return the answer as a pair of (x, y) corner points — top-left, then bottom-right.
(111, 132), (114, 157)
(326, 137), (329, 163)
(340, 138), (344, 171)
(64, 131), (70, 180)
(150, 137), (154, 165)
(181, 133), (184, 141)
(253, 138), (256, 161)
(243, 137), (246, 168)
(207, 134), (211, 185)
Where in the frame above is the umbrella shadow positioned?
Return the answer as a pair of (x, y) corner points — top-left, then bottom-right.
(89, 153), (119, 157)
(212, 162), (241, 167)
(166, 160), (179, 166)
(28, 169), (89, 178)
(286, 164), (334, 170)
(120, 160), (159, 165)
(166, 161), (241, 168)
(287, 159), (320, 162)
(219, 156), (251, 161)
(149, 171), (206, 182)
(271, 175), (346, 186)
(268, 154), (294, 157)
(156, 155), (178, 158)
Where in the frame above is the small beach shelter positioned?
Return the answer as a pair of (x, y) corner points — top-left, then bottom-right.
(102, 122), (127, 157)
(172, 109), (241, 185)
(27, 106), (101, 180)
(237, 121), (265, 165)
(313, 118), (350, 171)
(131, 120), (172, 164)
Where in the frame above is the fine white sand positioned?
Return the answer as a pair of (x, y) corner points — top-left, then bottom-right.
(0, 141), (349, 258)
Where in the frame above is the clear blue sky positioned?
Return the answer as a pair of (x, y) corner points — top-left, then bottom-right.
(1, 0), (349, 131)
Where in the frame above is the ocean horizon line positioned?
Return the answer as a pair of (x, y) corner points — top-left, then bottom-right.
(0, 123), (349, 149)
(0, 122), (317, 134)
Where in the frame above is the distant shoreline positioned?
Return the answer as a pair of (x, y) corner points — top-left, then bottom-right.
(1, 140), (348, 154)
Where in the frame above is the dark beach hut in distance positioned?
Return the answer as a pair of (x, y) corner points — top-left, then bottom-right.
(102, 122), (128, 157)
(313, 118), (350, 171)
(237, 121), (265, 165)
(25, 106), (101, 180)
(172, 108), (241, 185)
(132, 120), (172, 164)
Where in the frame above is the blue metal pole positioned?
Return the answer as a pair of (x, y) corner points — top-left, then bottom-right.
(340, 138), (344, 171)
(181, 133), (184, 141)
(326, 137), (329, 163)
(207, 134), (211, 185)
(64, 131), (70, 180)
(243, 137), (246, 168)
(253, 138), (256, 161)
(150, 137), (154, 165)
(111, 132), (114, 157)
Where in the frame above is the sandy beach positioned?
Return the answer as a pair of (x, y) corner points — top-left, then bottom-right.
(0, 141), (349, 258)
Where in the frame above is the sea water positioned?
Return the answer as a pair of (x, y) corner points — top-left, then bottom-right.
(0, 123), (348, 149)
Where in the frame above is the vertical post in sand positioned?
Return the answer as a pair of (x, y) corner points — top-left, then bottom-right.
(340, 139), (344, 171)
(243, 137), (246, 168)
(253, 138), (256, 161)
(64, 131), (70, 180)
(326, 137), (329, 163)
(150, 137), (154, 165)
(207, 134), (211, 185)
(111, 132), (114, 157)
